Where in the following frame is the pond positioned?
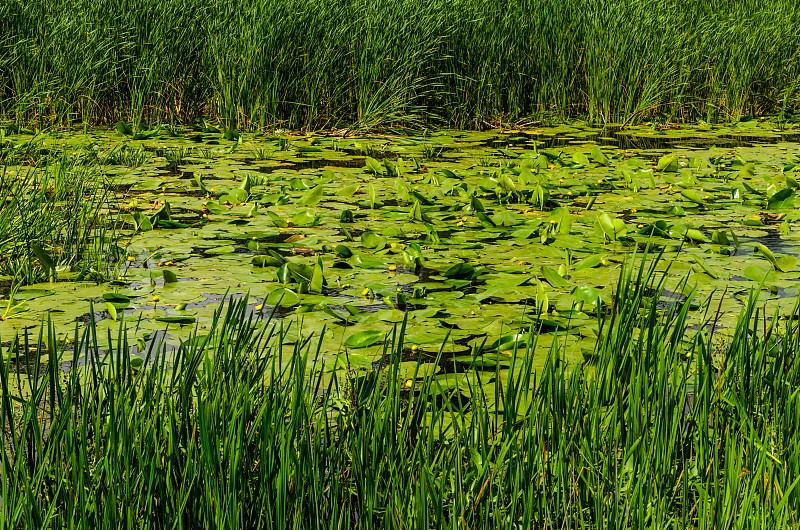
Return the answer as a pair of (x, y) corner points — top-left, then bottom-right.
(2, 120), (800, 378)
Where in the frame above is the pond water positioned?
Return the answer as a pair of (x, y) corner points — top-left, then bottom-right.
(2, 120), (800, 378)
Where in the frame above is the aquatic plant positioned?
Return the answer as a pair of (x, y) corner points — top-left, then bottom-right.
(0, 152), (117, 310)
(2, 254), (800, 528)
(1, 0), (799, 129)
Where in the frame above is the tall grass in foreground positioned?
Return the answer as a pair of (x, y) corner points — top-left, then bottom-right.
(1, 0), (799, 130)
(2, 256), (800, 528)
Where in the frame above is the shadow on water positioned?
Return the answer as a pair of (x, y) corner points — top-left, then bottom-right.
(486, 127), (800, 151)
(741, 228), (799, 256)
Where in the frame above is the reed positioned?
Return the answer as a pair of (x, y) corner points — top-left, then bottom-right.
(3, 255), (800, 528)
(0, 148), (118, 313)
(1, 0), (799, 130)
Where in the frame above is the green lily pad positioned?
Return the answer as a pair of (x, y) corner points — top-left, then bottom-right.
(742, 265), (777, 283)
(266, 288), (300, 307)
(344, 330), (384, 348)
(154, 315), (196, 325)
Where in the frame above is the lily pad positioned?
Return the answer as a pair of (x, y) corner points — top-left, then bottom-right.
(344, 330), (384, 348)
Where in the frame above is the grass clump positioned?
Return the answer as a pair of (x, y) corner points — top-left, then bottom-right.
(0, 152), (118, 317)
(2, 256), (800, 528)
(1, 0), (800, 130)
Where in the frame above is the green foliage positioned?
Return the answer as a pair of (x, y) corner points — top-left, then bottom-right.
(3, 258), (800, 528)
(0, 159), (116, 289)
(1, 0), (799, 129)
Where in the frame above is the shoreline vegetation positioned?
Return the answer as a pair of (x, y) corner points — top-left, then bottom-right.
(3, 0), (800, 526)
(2, 120), (800, 527)
(2, 0), (800, 131)
(3, 257), (800, 528)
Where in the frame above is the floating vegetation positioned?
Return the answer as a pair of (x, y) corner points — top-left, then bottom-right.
(2, 120), (800, 526)
(3, 257), (800, 527)
(2, 122), (800, 360)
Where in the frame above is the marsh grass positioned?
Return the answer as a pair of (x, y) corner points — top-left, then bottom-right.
(2, 256), (800, 528)
(1, 0), (799, 130)
(0, 155), (118, 299)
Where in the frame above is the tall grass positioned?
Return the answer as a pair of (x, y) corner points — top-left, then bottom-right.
(3, 255), (800, 528)
(0, 150), (118, 303)
(1, 0), (799, 130)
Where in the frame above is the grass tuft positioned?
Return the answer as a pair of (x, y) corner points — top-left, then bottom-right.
(3, 255), (800, 528)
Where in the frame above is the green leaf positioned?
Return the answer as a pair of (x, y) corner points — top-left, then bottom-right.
(775, 255), (797, 272)
(408, 201), (431, 222)
(572, 152), (590, 167)
(298, 185), (324, 206)
(541, 266), (572, 289)
(573, 254), (603, 270)
(571, 285), (601, 306)
(333, 244), (353, 258)
(353, 255), (385, 269)
(133, 211), (154, 230)
(768, 188), (795, 210)
(590, 146), (609, 165)
(742, 265), (777, 283)
(155, 315), (196, 325)
(105, 302), (118, 322)
(691, 255), (719, 279)
(321, 304), (349, 321)
(680, 189), (705, 205)
(225, 188), (248, 204)
(162, 269), (178, 283)
(711, 230), (730, 246)
(252, 255), (284, 268)
(444, 262), (475, 279)
(289, 178), (311, 190)
(535, 282), (548, 314)
(595, 211), (626, 241)
(103, 293), (132, 303)
(657, 154), (679, 172)
(364, 156), (385, 175)
(335, 184), (359, 197)
(467, 196), (485, 213)
(292, 209), (320, 227)
(596, 211), (616, 239)
(31, 244), (55, 274)
(240, 175), (252, 193)
(266, 211), (288, 228)
(360, 231), (386, 249)
(204, 202), (225, 215)
(491, 209), (518, 227)
(369, 183), (377, 209)
(683, 228), (707, 243)
(666, 205), (686, 216)
(345, 330), (384, 348)
(285, 262), (314, 283)
(484, 333), (532, 352)
(476, 211), (496, 227)
(266, 288), (300, 306)
(115, 121), (133, 135)
(310, 256), (324, 294)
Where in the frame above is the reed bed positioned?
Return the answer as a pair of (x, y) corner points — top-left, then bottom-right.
(1, 0), (799, 130)
(0, 154), (118, 305)
(2, 256), (800, 528)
